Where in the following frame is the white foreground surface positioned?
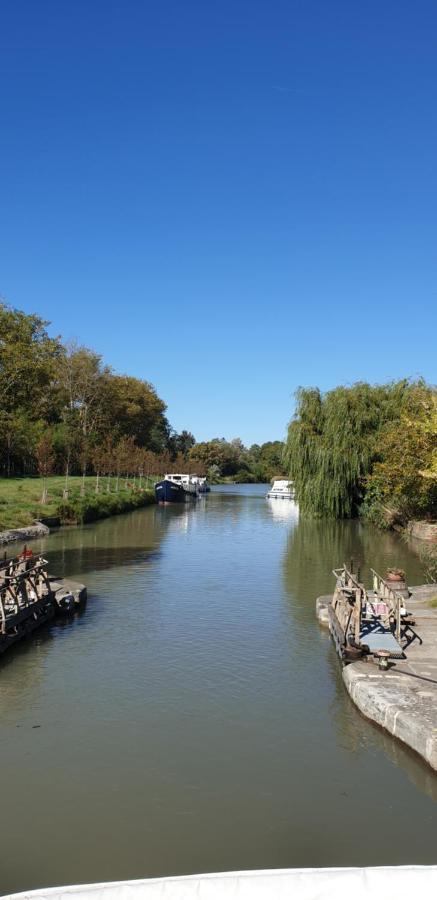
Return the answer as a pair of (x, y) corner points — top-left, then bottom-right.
(5, 867), (437, 900)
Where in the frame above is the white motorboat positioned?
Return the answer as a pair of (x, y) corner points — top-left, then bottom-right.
(266, 479), (294, 500)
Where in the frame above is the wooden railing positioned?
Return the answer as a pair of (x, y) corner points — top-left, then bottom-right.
(330, 563), (404, 657)
(0, 554), (51, 634)
(332, 565), (367, 648)
(370, 569), (402, 641)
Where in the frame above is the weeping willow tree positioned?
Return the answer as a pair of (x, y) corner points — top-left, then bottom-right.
(284, 380), (412, 518)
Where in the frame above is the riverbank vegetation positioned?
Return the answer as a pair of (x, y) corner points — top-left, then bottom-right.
(285, 380), (437, 526)
(0, 476), (155, 531)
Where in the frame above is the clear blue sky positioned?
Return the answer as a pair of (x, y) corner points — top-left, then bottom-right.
(1, 1), (436, 446)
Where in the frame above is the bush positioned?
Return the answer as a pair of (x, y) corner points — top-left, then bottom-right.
(56, 489), (154, 524)
(57, 501), (79, 524)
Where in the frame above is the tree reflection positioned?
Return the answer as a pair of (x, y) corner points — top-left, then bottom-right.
(283, 517), (426, 618)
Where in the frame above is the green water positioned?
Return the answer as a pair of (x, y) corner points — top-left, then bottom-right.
(0, 485), (436, 894)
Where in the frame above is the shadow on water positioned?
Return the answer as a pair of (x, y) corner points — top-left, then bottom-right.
(327, 647), (437, 803)
(21, 503), (192, 579)
(0, 600), (92, 681)
(0, 502), (184, 677)
(44, 545), (162, 578)
(0, 625), (55, 671)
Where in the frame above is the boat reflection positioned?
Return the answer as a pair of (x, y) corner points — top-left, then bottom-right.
(266, 497), (299, 523)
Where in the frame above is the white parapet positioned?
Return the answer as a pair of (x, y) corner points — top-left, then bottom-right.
(4, 867), (437, 900)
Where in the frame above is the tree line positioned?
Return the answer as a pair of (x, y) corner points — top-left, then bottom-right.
(187, 438), (285, 483)
(0, 302), (284, 489)
(285, 379), (437, 524)
(0, 302), (198, 486)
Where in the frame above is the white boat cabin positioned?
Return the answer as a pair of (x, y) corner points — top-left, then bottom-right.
(266, 479), (294, 500)
(165, 474), (198, 494)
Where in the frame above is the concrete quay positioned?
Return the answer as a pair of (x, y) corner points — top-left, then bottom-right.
(49, 576), (88, 607)
(0, 522), (50, 546)
(317, 585), (437, 771)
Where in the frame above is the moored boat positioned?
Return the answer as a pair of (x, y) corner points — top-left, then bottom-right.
(191, 475), (210, 493)
(155, 474), (199, 504)
(266, 479), (294, 500)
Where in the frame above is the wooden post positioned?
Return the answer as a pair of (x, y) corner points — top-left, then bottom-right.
(392, 589), (401, 641)
(0, 595), (6, 634)
(355, 588), (361, 645)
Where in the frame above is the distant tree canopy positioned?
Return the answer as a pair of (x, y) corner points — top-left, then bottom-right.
(189, 438), (285, 482)
(168, 430), (196, 458)
(255, 441), (284, 479)
(285, 380), (437, 522)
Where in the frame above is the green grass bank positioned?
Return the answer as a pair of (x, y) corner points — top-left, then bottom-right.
(0, 476), (156, 532)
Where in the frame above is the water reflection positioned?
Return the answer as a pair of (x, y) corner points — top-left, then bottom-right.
(330, 656), (437, 804)
(266, 498), (299, 523)
(281, 512), (436, 808)
(283, 516), (426, 610)
(25, 505), (185, 578)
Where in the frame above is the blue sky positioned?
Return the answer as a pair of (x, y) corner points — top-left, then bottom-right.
(1, 1), (436, 445)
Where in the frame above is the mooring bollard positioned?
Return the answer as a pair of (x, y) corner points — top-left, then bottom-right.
(376, 649), (391, 671)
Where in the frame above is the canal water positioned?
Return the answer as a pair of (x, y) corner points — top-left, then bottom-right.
(1, 485), (436, 894)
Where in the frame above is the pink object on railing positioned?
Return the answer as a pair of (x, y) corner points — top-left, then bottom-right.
(374, 602), (389, 616)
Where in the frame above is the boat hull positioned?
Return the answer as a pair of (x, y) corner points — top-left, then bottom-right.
(266, 491), (294, 500)
(155, 479), (197, 503)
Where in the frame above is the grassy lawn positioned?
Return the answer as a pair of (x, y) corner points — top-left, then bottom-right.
(0, 476), (157, 531)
